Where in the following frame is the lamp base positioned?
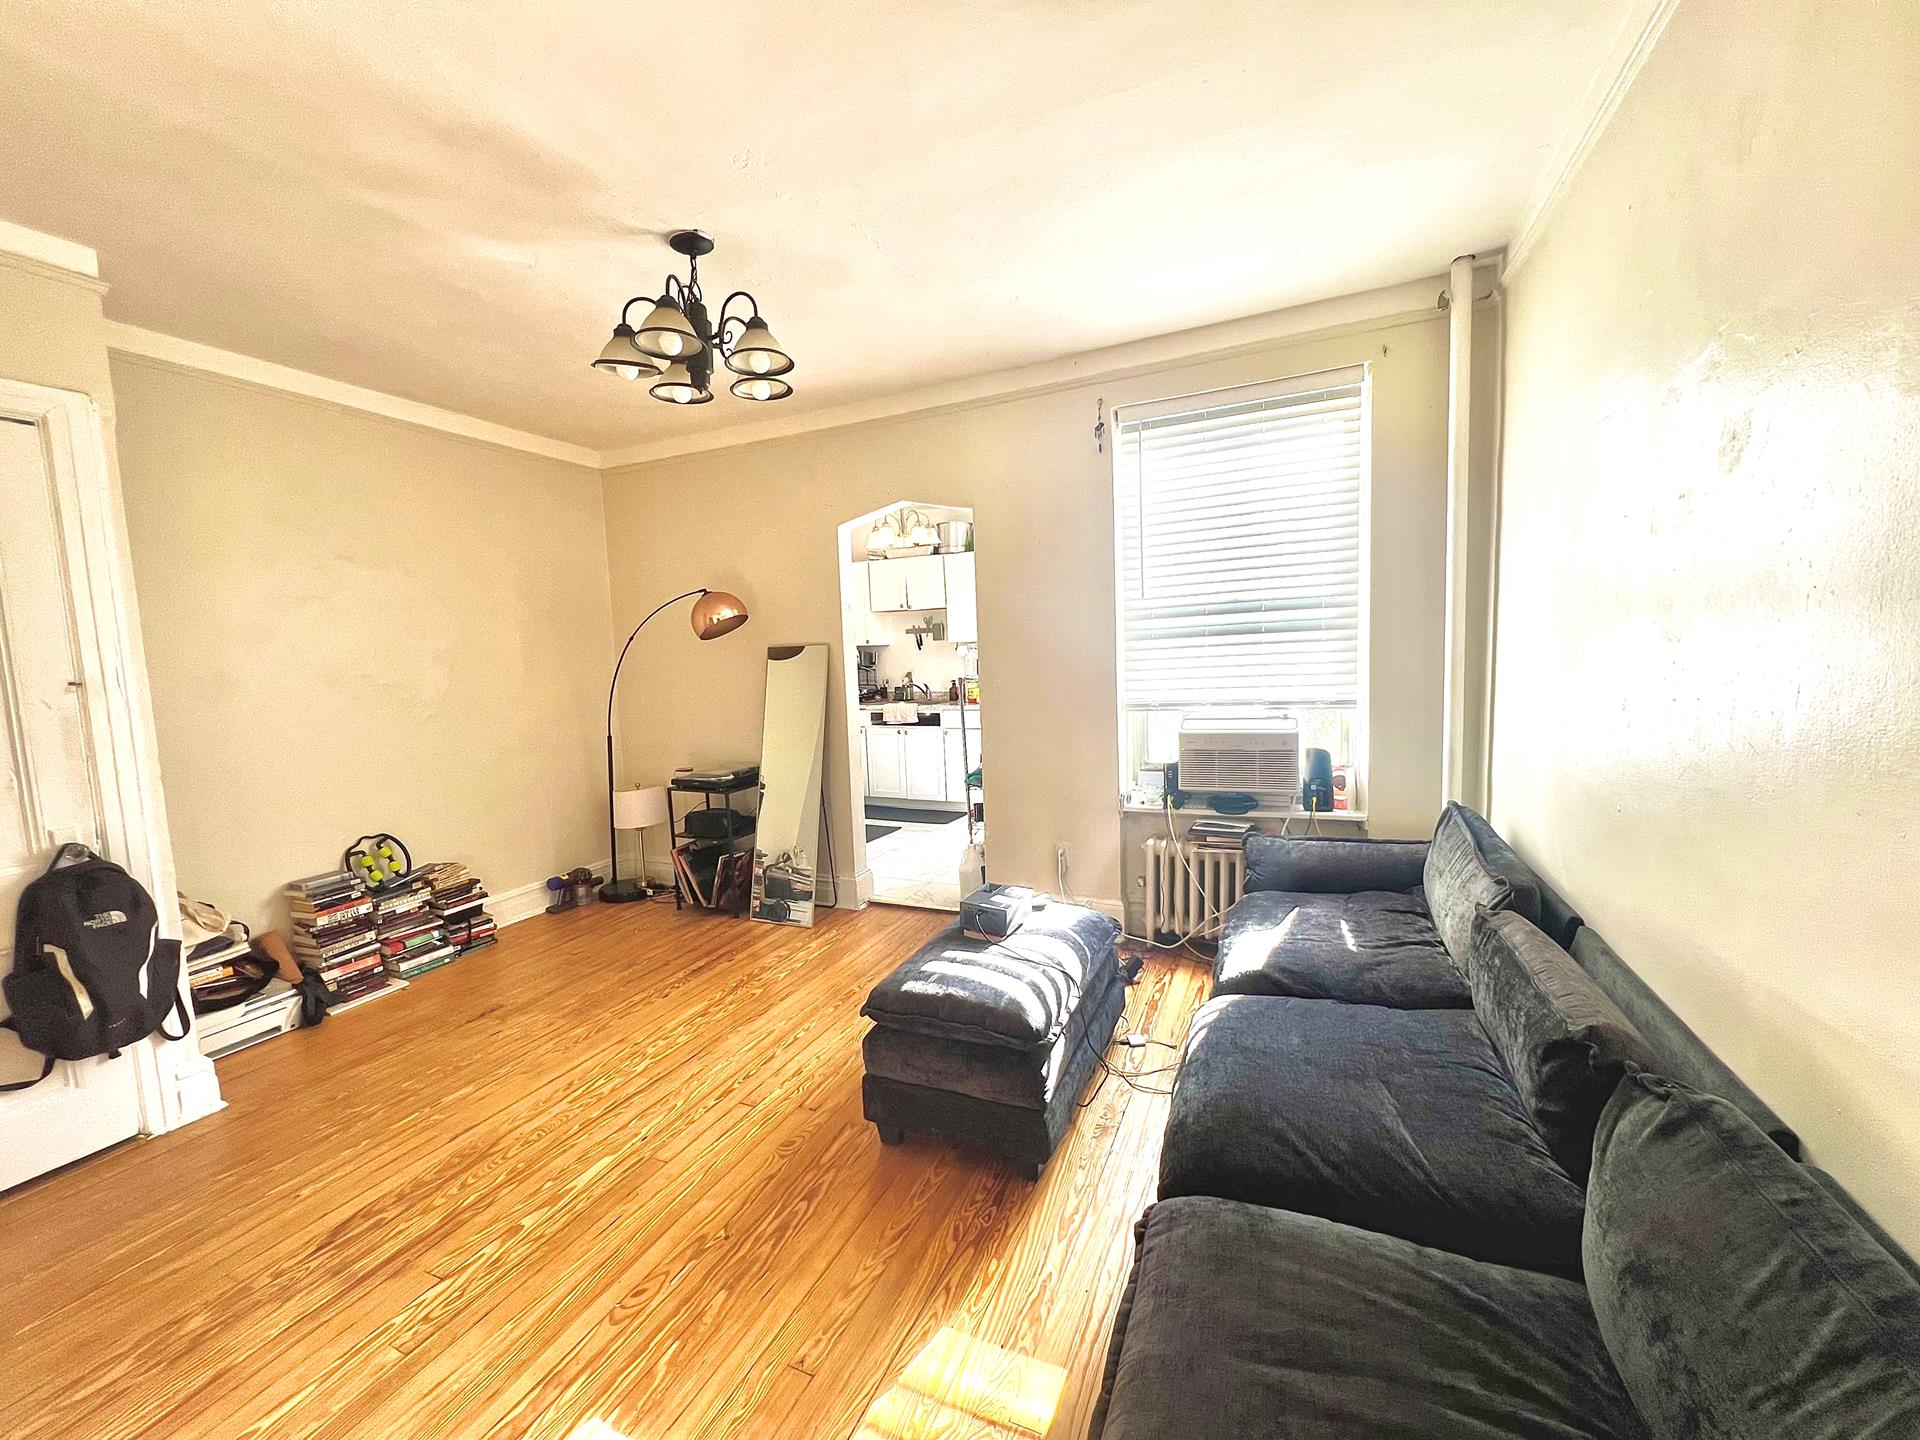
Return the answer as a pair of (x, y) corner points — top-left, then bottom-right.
(599, 878), (656, 905)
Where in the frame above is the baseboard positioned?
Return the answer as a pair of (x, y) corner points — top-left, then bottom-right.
(493, 858), (867, 916)
(490, 858), (613, 929)
(827, 868), (874, 909)
(169, 1055), (227, 1129)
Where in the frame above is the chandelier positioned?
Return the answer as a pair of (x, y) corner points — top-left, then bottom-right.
(591, 230), (794, 405)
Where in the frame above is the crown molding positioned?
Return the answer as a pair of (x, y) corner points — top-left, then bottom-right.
(1505, 0), (1680, 278)
(600, 274), (1449, 471)
(103, 322), (601, 467)
(99, 269), (1467, 476)
(0, 219), (108, 293)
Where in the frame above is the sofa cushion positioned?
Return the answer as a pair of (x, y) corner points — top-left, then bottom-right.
(862, 970), (1124, 1110)
(1159, 994), (1587, 1271)
(1586, 1073), (1920, 1439)
(1424, 802), (1544, 969)
(1571, 925), (1800, 1157)
(1242, 834), (1428, 894)
(1470, 908), (1657, 1181)
(859, 905), (1120, 1051)
(1212, 889), (1471, 1008)
(1091, 1196), (1649, 1440)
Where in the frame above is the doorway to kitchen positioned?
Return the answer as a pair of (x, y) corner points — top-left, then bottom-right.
(836, 502), (982, 911)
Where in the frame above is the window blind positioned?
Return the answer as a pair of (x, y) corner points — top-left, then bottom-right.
(1116, 368), (1365, 710)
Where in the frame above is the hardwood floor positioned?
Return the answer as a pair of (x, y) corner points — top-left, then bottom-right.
(0, 900), (1208, 1440)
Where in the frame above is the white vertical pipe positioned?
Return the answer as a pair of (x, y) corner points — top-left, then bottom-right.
(1441, 255), (1477, 808)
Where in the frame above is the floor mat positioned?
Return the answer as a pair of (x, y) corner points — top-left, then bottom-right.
(866, 823), (900, 842)
(865, 804), (959, 825)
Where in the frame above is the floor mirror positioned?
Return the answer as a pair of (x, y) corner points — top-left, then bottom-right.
(751, 644), (830, 925)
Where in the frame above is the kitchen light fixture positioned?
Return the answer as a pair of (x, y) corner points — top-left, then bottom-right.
(866, 507), (942, 558)
(591, 231), (794, 405)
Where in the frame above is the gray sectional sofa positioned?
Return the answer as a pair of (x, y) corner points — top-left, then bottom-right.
(1090, 803), (1920, 1439)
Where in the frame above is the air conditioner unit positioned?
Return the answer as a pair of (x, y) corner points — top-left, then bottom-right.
(1177, 713), (1301, 797)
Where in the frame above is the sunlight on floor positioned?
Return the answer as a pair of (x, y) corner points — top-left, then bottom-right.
(853, 1325), (1067, 1439)
(565, 1419), (635, 1440)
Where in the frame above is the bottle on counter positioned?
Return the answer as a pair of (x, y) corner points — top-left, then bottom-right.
(948, 680), (960, 703)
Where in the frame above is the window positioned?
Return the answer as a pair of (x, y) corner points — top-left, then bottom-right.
(1114, 366), (1368, 792)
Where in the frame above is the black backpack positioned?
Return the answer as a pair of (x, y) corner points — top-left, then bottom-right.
(2, 844), (186, 1091)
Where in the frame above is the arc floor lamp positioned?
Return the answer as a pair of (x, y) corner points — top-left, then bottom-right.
(602, 588), (750, 902)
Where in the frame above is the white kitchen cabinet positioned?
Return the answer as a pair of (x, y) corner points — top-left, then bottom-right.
(900, 554), (946, 610)
(867, 558), (911, 613)
(902, 727), (947, 801)
(865, 728), (905, 797)
(943, 552), (978, 643)
(866, 555), (947, 612)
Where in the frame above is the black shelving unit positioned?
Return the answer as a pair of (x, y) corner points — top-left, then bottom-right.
(668, 774), (759, 910)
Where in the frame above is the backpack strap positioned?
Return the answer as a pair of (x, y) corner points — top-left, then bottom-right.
(0, 1019), (54, 1092)
(157, 990), (191, 1043)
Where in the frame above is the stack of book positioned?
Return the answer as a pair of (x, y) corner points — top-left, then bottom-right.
(1185, 819), (1256, 850)
(373, 874), (458, 982)
(420, 861), (497, 955)
(286, 870), (398, 1008)
(185, 932), (260, 1012)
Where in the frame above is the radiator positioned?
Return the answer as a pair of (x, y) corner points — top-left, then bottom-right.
(1141, 837), (1244, 943)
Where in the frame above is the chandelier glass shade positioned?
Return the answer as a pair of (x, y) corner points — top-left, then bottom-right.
(633, 295), (699, 360)
(650, 361), (713, 405)
(592, 324), (661, 380)
(593, 231), (794, 405)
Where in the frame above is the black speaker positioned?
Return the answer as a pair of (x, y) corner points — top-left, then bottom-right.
(1302, 748), (1334, 812)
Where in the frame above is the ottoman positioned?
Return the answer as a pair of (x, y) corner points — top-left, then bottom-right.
(859, 904), (1126, 1180)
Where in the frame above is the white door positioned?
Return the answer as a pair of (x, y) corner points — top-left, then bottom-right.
(899, 554), (946, 611)
(0, 417), (145, 1190)
(866, 728), (906, 797)
(867, 559), (911, 613)
(943, 552), (978, 643)
(902, 728), (948, 802)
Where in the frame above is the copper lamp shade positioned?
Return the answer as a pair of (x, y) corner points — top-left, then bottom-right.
(691, 590), (750, 640)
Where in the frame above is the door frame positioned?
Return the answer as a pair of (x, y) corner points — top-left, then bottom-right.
(0, 374), (221, 1138)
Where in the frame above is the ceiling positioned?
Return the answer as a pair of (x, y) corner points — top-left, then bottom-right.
(0, 1), (1657, 454)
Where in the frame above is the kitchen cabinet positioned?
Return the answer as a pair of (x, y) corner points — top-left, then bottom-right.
(943, 552), (978, 643)
(867, 555), (947, 612)
(864, 728), (905, 798)
(902, 727), (947, 801)
(864, 719), (971, 804)
(867, 559), (909, 613)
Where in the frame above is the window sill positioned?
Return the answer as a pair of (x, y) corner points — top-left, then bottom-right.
(1119, 801), (1368, 823)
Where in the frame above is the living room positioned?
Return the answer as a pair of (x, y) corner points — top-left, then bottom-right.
(0, 1), (1915, 1436)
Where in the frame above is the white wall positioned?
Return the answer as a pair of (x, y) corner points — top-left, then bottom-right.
(111, 358), (614, 931)
(603, 305), (1451, 909)
(1492, 0), (1920, 1249)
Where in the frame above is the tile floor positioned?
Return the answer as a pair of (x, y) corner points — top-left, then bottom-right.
(867, 811), (975, 910)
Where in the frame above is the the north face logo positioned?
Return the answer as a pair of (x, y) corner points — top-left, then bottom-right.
(81, 909), (128, 929)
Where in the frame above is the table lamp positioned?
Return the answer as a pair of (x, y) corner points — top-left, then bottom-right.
(605, 785), (670, 902)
